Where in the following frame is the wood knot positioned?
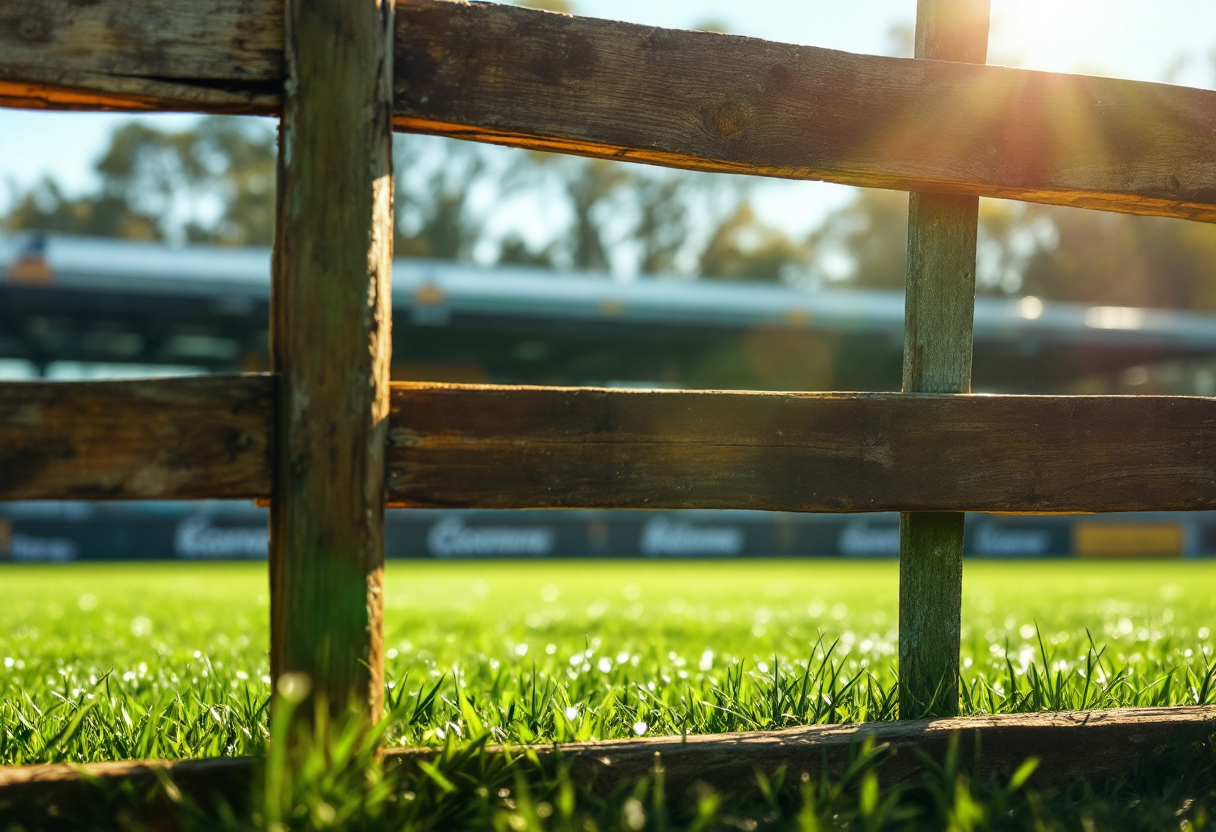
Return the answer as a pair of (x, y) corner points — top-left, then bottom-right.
(713, 103), (752, 140)
(15, 14), (52, 43)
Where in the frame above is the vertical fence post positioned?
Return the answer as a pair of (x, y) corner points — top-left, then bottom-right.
(899, 0), (990, 719)
(269, 0), (395, 719)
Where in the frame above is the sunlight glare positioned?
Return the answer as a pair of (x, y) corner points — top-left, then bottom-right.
(990, 0), (1140, 77)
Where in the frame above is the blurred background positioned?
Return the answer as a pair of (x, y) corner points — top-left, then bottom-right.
(5, 0), (1216, 561)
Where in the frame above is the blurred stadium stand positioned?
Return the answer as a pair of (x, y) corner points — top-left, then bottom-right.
(4, 231), (1216, 560)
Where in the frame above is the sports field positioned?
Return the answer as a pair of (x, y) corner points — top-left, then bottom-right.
(3, 559), (1216, 829)
(3, 559), (1214, 766)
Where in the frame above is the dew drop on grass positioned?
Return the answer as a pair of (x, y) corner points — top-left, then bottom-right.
(541, 584), (560, 602)
(632, 721), (647, 735)
(513, 643), (528, 656)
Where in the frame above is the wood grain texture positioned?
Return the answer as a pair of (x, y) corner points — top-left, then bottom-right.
(404, 705), (1216, 798)
(267, 0), (394, 718)
(393, 0), (1216, 223)
(386, 384), (1216, 514)
(2, 706), (1212, 826)
(6, 380), (1216, 514)
(0, 0), (282, 113)
(0, 375), (273, 501)
(7, 0), (1216, 221)
(898, 0), (989, 721)
(903, 193), (980, 395)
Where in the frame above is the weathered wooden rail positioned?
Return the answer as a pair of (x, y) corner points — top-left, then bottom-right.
(5, 0), (1216, 222)
(2, 0), (1215, 816)
(6, 377), (1216, 513)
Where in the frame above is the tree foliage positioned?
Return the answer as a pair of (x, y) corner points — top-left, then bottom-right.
(5, 119), (276, 246)
(7, 115), (1216, 313)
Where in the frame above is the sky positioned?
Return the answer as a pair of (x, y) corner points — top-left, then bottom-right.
(3, 0), (1216, 233)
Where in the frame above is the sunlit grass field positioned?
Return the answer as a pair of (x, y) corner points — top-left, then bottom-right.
(2, 559), (1214, 767)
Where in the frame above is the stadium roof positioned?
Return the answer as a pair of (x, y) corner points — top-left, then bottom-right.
(3, 232), (1215, 389)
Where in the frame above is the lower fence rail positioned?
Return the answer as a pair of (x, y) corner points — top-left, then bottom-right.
(1, 706), (1213, 823)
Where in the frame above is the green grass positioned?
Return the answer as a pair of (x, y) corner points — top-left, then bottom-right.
(2, 559), (1216, 829)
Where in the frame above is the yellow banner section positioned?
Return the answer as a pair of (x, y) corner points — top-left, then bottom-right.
(1074, 523), (1183, 558)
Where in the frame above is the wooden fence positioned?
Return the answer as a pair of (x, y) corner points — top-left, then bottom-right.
(4, 0), (1216, 727)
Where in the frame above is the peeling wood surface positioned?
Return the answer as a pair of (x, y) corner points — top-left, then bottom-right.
(2, 706), (1213, 823)
(5, 0), (1216, 221)
(5, 378), (1216, 513)
(0, 0), (282, 113)
(0, 375), (273, 501)
(387, 384), (1216, 514)
(267, 0), (394, 718)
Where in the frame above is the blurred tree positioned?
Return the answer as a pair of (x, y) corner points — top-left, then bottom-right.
(692, 19), (729, 34)
(807, 189), (908, 289)
(497, 233), (556, 267)
(1019, 205), (1216, 311)
(3, 117), (276, 245)
(185, 118), (276, 245)
(4, 177), (162, 240)
(394, 135), (488, 260)
(563, 159), (629, 271)
(700, 200), (810, 282)
(515, 0), (573, 11)
(19, 113), (1216, 314)
(633, 173), (691, 274)
(803, 182), (1216, 312)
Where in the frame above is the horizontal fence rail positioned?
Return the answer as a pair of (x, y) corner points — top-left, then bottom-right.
(0, 375), (274, 501)
(6, 0), (1216, 222)
(4, 375), (1216, 512)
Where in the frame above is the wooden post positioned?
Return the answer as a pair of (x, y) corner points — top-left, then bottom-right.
(899, 0), (990, 719)
(269, 0), (395, 718)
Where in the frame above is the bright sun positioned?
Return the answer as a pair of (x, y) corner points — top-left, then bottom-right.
(988, 0), (1138, 78)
